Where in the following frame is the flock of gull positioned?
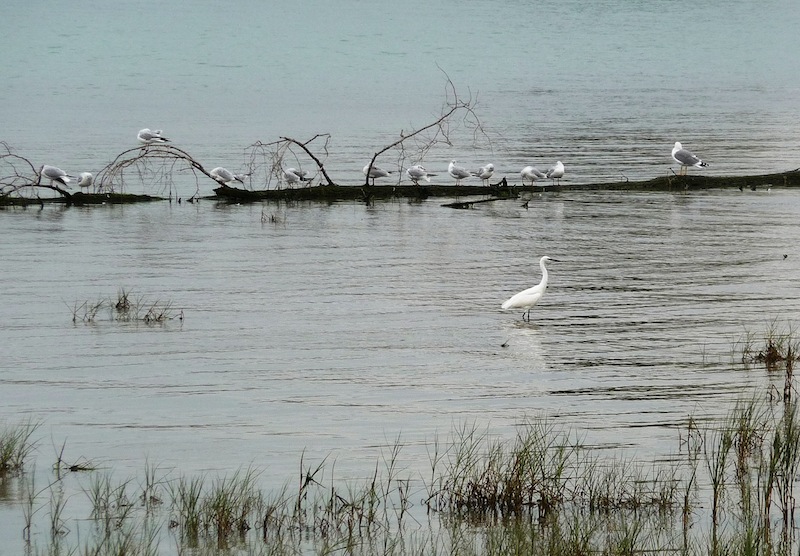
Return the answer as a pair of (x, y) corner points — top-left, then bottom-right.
(363, 160), (566, 187)
(36, 126), (709, 193)
(363, 140), (707, 187)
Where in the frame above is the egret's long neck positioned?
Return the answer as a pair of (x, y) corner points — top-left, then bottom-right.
(539, 259), (549, 287)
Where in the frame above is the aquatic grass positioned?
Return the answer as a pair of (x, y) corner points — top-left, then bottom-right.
(21, 467), (36, 543)
(0, 418), (39, 476)
(67, 289), (183, 326)
(704, 420), (734, 530)
(83, 472), (137, 533)
(740, 321), (800, 402)
(168, 474), (204, 539)
(13, 393), (800, 555)
(201, 466), (262, 540)
(138, 458), (164, 511)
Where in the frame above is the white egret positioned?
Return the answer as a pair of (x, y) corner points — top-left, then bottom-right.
(671, 142), (708, 175)
(363, 164), (391, 185)
(520, 165), (546, 186)
(406, 164), (435, 185)
(472, 163), (495, 185)
(210, 167), (244, 185)
(40, 165), (72, 187)
(546, 161), (564, 185)
(448, 160), (471, 185)
(137, 128), (170, 145)
(501, 255), (556, 321)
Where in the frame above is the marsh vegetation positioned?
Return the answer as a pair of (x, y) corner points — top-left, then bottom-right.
(3, 323), (800, 554)
(67, 289), (182, 325)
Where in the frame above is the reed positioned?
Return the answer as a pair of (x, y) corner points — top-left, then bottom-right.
(168, 474), (205, 539)
(0, 418), (39, 475)
(67, 289), (182, 325)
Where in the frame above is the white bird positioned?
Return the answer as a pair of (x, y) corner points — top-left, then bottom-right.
(501, 255), (556, 321)
(40, 165), (71, 187)
(671, 142), (708, 175)
(472, 163), (495, 185)
(520, 166), (546, 186)
(406, 164), (435, 185)
(77, 172), (94, 190)
(363, 164), (391, 185)
(546, 161), (565, 185)
(448, 160), (471, 185)
(283, 167), (310, 185)
(137, 128), (170, 145)
(210, 167), (244, 186)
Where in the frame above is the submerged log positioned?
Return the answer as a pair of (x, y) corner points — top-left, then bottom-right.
(213, 181), (522, 203)
(213, 170), (800, 204)
(579, 170), (800, 191)
(4, 170), (799, 208)
(0, 191), (164, 207)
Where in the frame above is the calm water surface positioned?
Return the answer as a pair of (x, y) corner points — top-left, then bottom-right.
(2, 190), (799, 488)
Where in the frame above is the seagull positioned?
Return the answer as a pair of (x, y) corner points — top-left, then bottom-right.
(210, 167), (244, 186)
(448, 160), (471, 185)
(40, 165), (72, 187)
(472, 163), (495, 185)
(137, 128), (170, 145)
(520, 166), (546, 186)
(501, 255), (556, 321)
(406, 164), (435, 185)
(671, 142), (708, 175)
(283, 167), (310, 186)
(363, 164), (391, 185)
(546, 161), (565, 185)
(77, 172), (94, 190)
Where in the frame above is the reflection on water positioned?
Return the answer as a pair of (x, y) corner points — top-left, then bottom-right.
(1, 189), (800, 546)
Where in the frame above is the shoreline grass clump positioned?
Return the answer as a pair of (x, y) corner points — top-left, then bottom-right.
(0, 419), (39, 476)
(11, 405), (800, 555)
(739, 321), (799, 403)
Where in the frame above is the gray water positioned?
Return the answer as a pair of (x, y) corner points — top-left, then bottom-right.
(2, 0), (800, 552)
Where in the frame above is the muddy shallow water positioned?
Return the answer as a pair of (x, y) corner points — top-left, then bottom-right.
(1, 188), (799, 548)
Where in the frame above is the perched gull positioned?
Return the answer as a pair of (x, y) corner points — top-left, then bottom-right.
(210, 167), (244, 186)
(546, 161), (565, 185)
(137, 128), (170, 145)
(472, 163), (495, 185)
(406, 164), (435, 185)
(363, 164), (391, 185)
(77, 172), (94, 190)
(448, 160), (471, 185)
(40, 165), (71, 187)
(283, 167), (310, 186)
(521, 166), (546, 186)
(671, 142), (708, 175)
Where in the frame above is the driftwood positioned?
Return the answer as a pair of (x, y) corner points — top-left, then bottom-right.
(5, 170), (799, 208)
(212, 170), (800, 205)
(580, 170), (800, 192)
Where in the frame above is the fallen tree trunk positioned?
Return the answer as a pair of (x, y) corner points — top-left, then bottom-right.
(213, 170), (800, 203)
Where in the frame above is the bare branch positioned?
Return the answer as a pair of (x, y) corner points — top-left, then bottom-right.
(363, 72), (485, 187)
(0, 143), (73, 203)
(95, 144), (216, 201)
